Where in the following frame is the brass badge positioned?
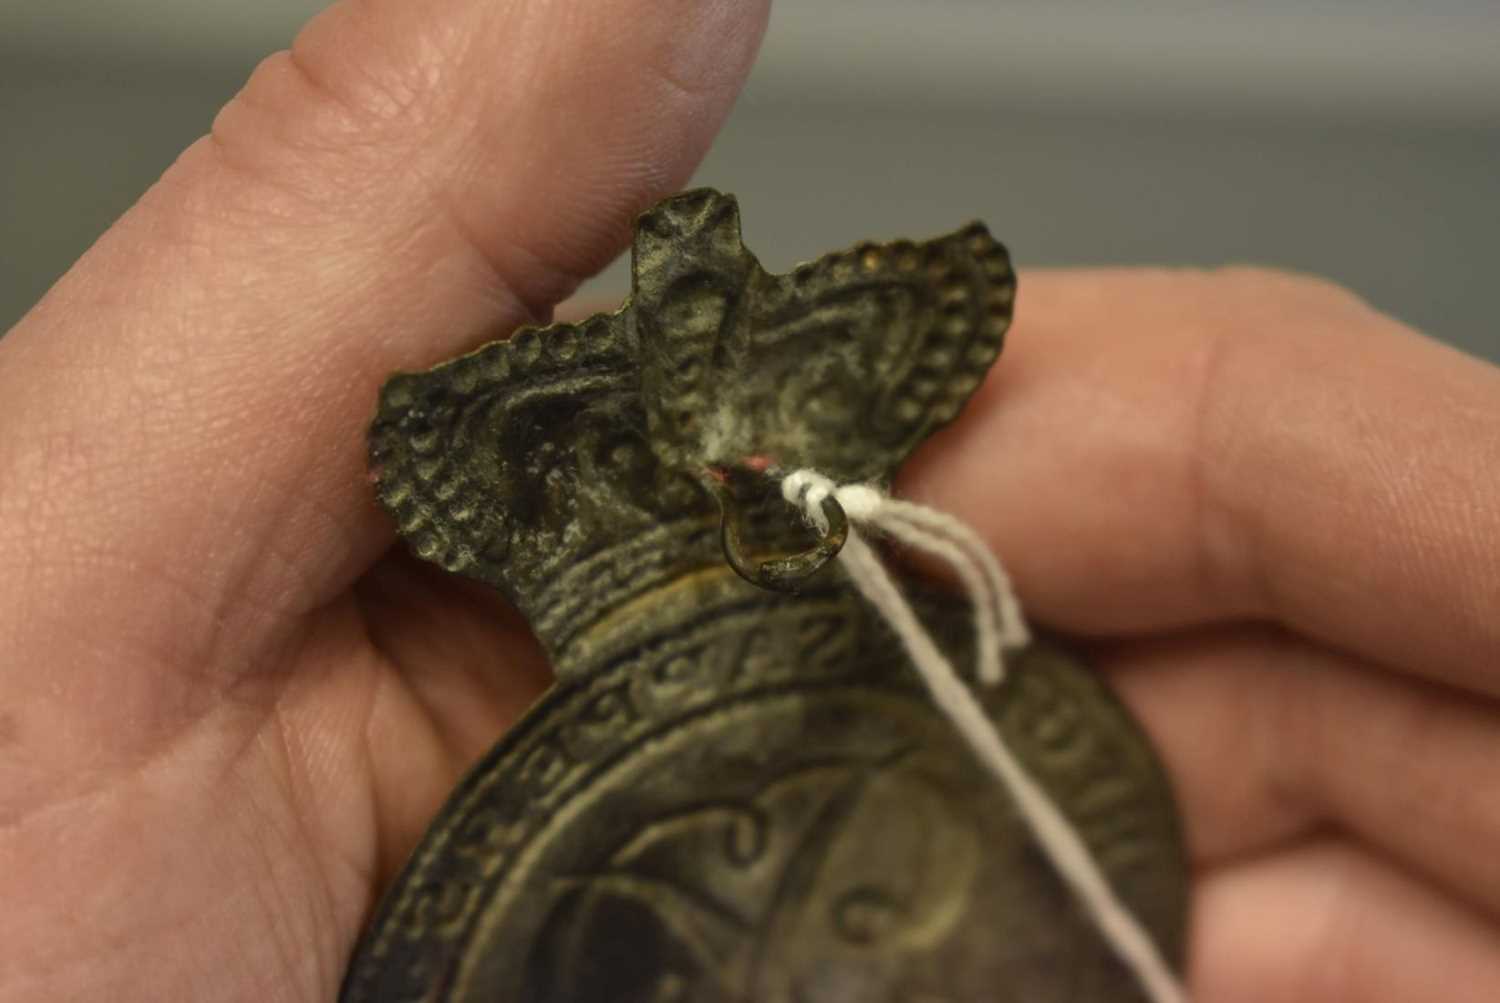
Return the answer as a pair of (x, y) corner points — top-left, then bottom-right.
(344, 189), (1187, 1002)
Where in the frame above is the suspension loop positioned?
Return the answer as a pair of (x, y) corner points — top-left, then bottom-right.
(698, 466), (850, 593)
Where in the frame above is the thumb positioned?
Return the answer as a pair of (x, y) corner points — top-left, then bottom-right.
(0, 0), (768, 687)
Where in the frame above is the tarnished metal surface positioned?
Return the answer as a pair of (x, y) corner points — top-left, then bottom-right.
(348, 189), (1187, 1001)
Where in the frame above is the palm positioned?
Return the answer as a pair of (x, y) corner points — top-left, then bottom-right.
(3, 2), (1499, 1001)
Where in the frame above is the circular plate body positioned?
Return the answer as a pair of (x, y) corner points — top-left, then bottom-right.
(341, 586), (1187, 1003)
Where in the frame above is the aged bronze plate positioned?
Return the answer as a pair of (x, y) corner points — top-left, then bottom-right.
(348, 189), (1188, 1001)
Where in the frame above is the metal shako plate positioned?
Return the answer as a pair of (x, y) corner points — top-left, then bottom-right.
(354, 188), (1189, 1001)
(340, 590), (1187, 1003)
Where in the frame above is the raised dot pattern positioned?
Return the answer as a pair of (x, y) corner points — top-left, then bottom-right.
(369, 311), (637, 585)
(774, 222), (1015, 474)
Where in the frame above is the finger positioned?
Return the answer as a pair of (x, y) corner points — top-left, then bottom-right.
(903, 267), (1500, 693)
(1190, 839), (1500, 1003)
(1100, 624), (1500, 920)
(0, 0), (768, 673)
(352, 549), (551, 877)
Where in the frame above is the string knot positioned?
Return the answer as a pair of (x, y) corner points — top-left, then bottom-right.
(782, 469), (1028, 685)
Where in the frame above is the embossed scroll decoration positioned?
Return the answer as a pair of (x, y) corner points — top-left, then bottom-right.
(345, 189), (1189, 1002)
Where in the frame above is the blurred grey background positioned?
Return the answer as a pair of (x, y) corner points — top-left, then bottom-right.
(3, 0), (1498, 359)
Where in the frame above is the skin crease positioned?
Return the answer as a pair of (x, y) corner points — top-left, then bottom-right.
(0, 0), (1498, 999)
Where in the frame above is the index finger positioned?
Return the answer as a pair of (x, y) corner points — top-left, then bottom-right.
(903, 267), (1500, 694)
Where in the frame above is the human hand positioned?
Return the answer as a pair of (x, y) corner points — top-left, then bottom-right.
(4, 1), (1498, 1000)
(904, 267), (1500, 1001)
(0, 1), (769, 1000)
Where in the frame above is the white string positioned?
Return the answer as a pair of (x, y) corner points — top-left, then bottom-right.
(839, 484), (1031, 684)
(782, 469), (1188, 1003)
(784, 473), (1030, 685)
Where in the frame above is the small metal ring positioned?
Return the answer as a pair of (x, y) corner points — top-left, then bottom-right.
(699, 470), (849, 593)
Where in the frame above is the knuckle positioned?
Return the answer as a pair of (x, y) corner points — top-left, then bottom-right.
(207, 5), (481, 193)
